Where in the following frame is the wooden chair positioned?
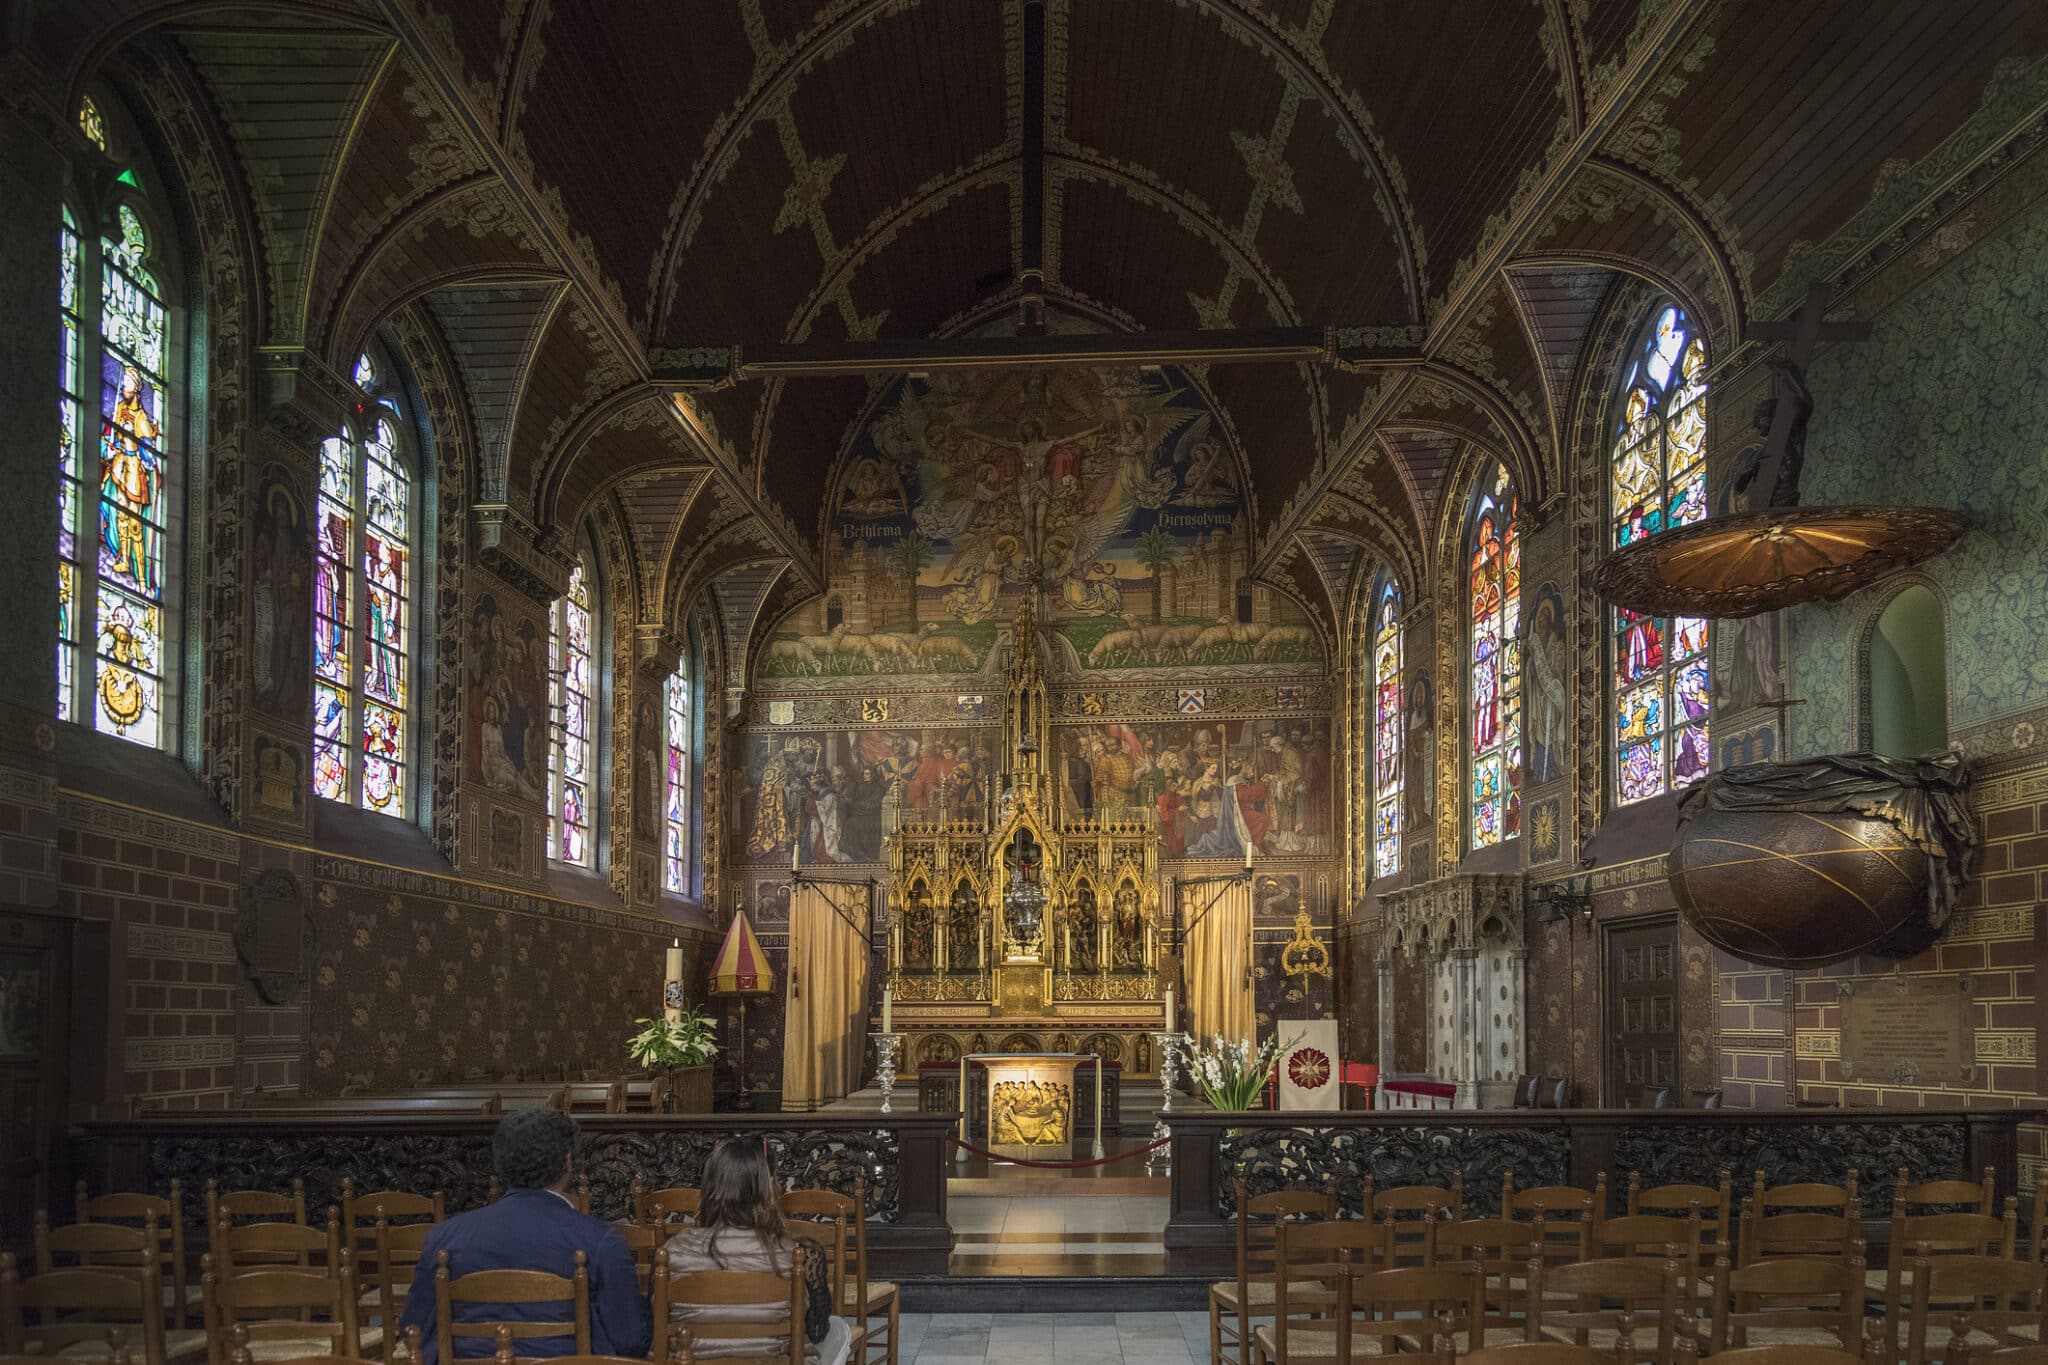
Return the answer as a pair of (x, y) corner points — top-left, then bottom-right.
(1900, 1167), (1997, 1217)
(665, 1243), (806, 1365)
(1708, 1249), (1867, 1353)
(771, 1198), (861, 1365)
(1209, 1180), (1336, 1365)
(1906, 1256), (2048, 1364)
(781, 1177), (896, 1365)
(1255, 1222), (1473, 1365)
(1426, 1217), (1542, 1345)
(630, 1180), (701, 1226)
(1752, 1169), (1859, 1215)
(609, 1222), (661, 1295)
(1627, 1169), (1732, 1265)
(434, 1249), (590, 1364)
(201, 1264), (364, 1365)
(1739, 1194), (1862, 1266)
(1525, 1255), (1680, 1363)
(1373, 1175), (1459, 1267)
(369, 1221), (433, 1360)
(204, 1183), (308, 1267)
(1883, 1197), (2021, 1339)
(338, 1182), (442, 1278)
(474, 1319), (694, 1365)
(1, 1254), (176, 1365)
(1587, 1205), (1705, 1302)
(213, 1212), (344, 1277)
(1460, 1345), (1627, 1364)
(1503, 1174), (1598, 1268)
(75, 1183), (193, 1329)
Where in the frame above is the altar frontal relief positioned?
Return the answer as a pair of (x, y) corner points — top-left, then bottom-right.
(759, 364), (1320, 680)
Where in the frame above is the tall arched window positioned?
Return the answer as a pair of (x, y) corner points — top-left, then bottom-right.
(1468, 464), (1521, 849)
(663, 662), (691, 894)
(1610, 303), (1711, 804)
(58, 148), (181, 748)
(1369, 575), (1403, 880)
(549, 547), (597, 866)
(313, 347), (417, 814)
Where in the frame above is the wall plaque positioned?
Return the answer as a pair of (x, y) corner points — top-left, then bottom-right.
(1838, 974), (1974, 1086)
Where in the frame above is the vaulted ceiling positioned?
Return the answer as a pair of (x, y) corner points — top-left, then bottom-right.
(29, 0), (2048, 666)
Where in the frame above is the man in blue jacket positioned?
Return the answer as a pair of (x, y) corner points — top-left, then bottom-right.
(400, 1108), (650, 1362)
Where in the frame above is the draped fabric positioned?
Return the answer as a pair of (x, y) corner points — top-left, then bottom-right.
(780, 883), (870, 1110)
(1185, 879), (1253, 1045)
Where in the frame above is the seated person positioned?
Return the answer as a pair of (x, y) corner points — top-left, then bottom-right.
(664, 1137), (851, 1365)
(400, 1109), (649, 1363)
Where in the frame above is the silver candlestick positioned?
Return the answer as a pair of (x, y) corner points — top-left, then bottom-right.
(869, 1032), (904, 1114)
(1150, 1030), (1180, 1174)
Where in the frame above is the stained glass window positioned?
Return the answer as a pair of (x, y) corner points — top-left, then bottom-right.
(78, 97), (106, 152)
(1468, 464), (1522, 849)
(1610, 304), (1711, 804)
(57, 183), (177, 747)
(313, 348), (415, 814)
(549, 551), (596, 866)
(664, 667), (690, 894)
(1370, 576), (1403, 880)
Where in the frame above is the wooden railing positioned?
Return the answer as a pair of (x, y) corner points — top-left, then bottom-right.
(1161, 1105), (2041, 1274)
(71, 1110), (959, 1275)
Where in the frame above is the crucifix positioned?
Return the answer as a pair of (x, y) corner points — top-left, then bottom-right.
(1731, 283), (1872, 509)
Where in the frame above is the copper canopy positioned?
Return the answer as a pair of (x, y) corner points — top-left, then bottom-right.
(1591, 506), (1966, 619)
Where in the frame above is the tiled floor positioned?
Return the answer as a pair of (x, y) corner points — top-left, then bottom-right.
(898, 1310), (1212, 1364)
(948, 1195), (1171, 1276)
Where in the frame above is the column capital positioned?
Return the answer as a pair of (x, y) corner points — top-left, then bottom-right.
(475, 503), (572, 605)
(635, 624), (683, 680)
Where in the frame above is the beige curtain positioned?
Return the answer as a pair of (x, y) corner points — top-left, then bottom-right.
(781, 883), (871, 1110)
(1185, 879), (1253, 1044)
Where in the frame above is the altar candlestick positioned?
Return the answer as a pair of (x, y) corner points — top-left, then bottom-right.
(1063, 926), (1072, 965)
(1164, 987), (1175, 1032)
(978, 922), (986, 967)
(791, 838), (800, 873)
(663, 939), (684, 1024)
(1244, 841), (1254, 871)
(881, 986), (893, 1034)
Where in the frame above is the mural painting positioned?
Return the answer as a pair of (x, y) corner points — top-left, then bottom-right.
(249, 465), (312, 718)
(758, 365), (1320, 681)
(1527, 582), (1568, 785)
(464, 591), (548, 803)
(1056, 718), (1332, 858)
(738, 728), (998, 864)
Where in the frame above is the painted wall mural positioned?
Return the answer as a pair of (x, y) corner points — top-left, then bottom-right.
(759, 365), (1320, 683)
(737, 727), (997, 865)
(464, 587), (549, 803)
(1787, 188), (2048, 755)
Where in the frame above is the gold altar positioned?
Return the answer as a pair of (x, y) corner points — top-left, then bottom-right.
(962, 1052), (1101, 1162)
(885, 604), (1167, 1074)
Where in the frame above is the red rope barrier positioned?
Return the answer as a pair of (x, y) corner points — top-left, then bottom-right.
(947, 1134), (1171, 1169)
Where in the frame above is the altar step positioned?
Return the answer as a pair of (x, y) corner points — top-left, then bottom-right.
(898, 1275), (1209, 1312)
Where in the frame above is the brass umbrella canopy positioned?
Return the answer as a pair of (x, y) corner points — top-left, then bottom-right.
(1591, 504), (1966, 619)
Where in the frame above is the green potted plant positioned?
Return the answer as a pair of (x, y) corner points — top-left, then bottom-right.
(626, 1008), (719, 1113)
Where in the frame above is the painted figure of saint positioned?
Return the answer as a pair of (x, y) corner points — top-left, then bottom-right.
(100, 365), (161, 596)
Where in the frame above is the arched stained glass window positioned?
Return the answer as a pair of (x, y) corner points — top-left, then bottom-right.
(549, 550), (596, 866)
(1610, 303), (1711, 804)
(1468, 464), (1521, 849)
(313, 348), (417, 813)
(664, 667), (690, 893)
(58, 185), (178, 748)
(1370, 576), (1403, 880)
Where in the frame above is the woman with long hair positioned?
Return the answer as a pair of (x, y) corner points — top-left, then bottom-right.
(664, 1137), (850, 1364)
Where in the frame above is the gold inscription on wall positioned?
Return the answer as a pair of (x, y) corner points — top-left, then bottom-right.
(1838, 976), (1975, 1086)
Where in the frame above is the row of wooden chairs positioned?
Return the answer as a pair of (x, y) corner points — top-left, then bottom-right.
(219, 1321), (699, 1365)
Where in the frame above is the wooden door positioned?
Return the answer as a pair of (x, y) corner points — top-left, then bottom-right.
(1604, 919), (1679, 1107)
(0, 913), (69, 1255)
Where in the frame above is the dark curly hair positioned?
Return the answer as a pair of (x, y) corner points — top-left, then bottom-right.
(492, 1108), (578, 1190)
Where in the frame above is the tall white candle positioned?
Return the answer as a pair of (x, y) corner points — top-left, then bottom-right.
(1163, 987), (1175, 1032)
(664, 938), (684, 1023)
(881, 986), (893, 1035)
(791, 837), (800, 872)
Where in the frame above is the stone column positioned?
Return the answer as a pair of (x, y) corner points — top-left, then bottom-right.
(1375, 949), (1397, 1086)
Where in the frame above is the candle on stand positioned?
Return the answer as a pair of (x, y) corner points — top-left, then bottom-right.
(791, 838), (799, 873)
(663, 938), (684, 1023)
(1163, 987), (1175, 1032)
(881, 986), (893, 1034)
(1243, 841), (1254, 871)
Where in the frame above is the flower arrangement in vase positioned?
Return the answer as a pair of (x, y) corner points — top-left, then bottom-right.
(1176, 1032), (1291, 1111)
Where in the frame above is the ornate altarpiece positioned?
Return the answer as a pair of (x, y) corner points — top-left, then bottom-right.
(885, 605), (1165, 1070)
(1376, 872), (1527, 1108)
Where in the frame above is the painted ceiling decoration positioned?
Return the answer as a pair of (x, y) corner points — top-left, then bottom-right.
(36, 0), (2048, 657)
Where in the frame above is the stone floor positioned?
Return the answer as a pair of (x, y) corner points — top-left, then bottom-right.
(897, 1310), (1212, 1364)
